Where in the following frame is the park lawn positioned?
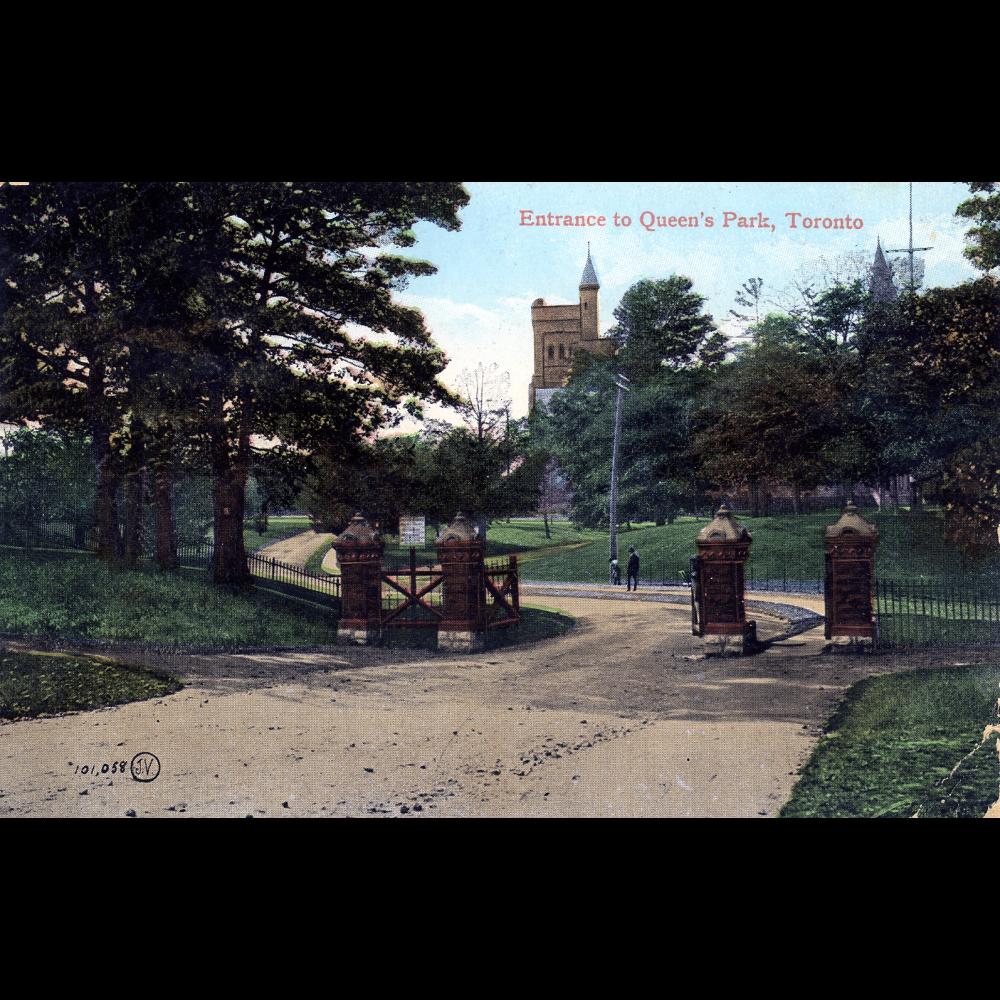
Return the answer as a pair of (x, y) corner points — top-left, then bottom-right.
(0, 551), (338, 651)
(781, 662), (1000, 818)
(509, 511), (1000, 585)
(268, 511), (998, 594)
(0, 649), (181, 720)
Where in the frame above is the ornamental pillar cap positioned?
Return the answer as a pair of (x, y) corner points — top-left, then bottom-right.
(438, 511), (481, 545)
(335, 512), (382, 547)
(825, 501), (878, 539)
(697, 504), (751, 543)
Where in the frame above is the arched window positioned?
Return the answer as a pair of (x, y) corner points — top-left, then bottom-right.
(547, 345), (555, 360)
(559, 343), (566, 359)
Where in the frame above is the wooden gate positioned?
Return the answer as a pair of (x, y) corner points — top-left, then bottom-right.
(484, 555), (520, 629)
(380, 548), (444, 629)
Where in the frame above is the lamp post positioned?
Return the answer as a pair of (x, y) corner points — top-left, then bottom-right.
(609, 372), (631, 582)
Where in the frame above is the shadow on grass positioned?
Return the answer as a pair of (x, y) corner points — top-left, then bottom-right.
(373, 606), (575, 652)
(0, 649), (182, 720)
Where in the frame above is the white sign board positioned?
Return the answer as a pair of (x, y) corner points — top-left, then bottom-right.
(399, 513), (426, 547)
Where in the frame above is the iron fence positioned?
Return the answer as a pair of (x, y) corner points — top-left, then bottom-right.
(875, 577), (1000, 648)
(178, 542), (341, 602)
(634, 556), (826, 594)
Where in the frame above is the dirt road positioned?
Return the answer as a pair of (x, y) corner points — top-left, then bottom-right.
(0, 596), (969, 818)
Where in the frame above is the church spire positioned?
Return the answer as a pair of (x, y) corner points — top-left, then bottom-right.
(869, 237), (898, 302)
(579, 243), (600, 290)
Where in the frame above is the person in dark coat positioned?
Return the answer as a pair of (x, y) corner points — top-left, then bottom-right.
(626, 546), (640, 591)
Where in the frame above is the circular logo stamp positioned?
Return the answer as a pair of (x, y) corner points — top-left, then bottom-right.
(130, 752), (161, 783)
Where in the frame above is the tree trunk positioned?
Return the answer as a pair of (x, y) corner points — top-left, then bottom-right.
(211, 468), (250, 588)
(209, 387), (252, 589)
(123, 427), (146, 566)
(749, 480), (762, 519)
(153, 467), (178, 570)
(793, 485), (801, 516)
(86, 354), (121, 563)
(93, 426), (122, 562)
(543, 512), (551, 539)
(150, 424), (179, 570)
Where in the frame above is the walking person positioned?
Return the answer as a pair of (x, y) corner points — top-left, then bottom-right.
(609, 556), (621, 585)
(626, 546), (640, 591)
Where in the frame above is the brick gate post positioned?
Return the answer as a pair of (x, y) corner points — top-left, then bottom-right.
(333, 513), (384, 645)
(436, 511), (486, 652)
(824, 501), (878, 653)
(695, 504), (756, 657)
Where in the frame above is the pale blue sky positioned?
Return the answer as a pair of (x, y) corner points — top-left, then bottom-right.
(395, 181), (980, 419)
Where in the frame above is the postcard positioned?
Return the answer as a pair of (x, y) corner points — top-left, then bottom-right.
(1, 180), (997, 819)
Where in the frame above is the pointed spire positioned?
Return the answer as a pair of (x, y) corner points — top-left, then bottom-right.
(580, 243), (599, 290)
(869, 237), (897, 302)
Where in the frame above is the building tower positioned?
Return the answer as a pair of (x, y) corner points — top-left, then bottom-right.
(869, 237), (899, 303)
(528, 247), (615, 412)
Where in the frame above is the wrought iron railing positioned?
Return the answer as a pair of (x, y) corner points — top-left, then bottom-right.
(875, 577), (1000, 648)
(177, 542), (341, 601)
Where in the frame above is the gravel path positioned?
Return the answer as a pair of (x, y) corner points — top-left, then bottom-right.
(3, 592), (954, 818)
(257, 529), (334, 569)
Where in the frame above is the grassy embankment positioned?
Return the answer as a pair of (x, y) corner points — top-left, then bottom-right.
(782, 662), (1000, 818)
(0, 547), (573, 655)
(0, 549), (338, 651)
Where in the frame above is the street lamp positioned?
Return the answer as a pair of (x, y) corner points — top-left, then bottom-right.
(609, 372), (631, 583)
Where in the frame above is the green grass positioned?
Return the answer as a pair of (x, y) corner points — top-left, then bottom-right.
(781, 663), (1000, 818)
(304, 538), (335, 576)
(0, 649), (181, 719)
(486, 511), (1000, 586)
(0, 551), (338, 650)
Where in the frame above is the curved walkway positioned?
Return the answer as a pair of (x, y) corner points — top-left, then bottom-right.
(257, 529), (334, 569)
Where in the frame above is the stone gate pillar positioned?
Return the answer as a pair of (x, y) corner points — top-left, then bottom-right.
(333, 513), (384, 644)
(824, 501), (878, 653)
(695, 504), (756, 657)
(436, 511), (486, 652)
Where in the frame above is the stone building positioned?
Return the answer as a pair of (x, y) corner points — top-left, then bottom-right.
(528, 248), (615, 412)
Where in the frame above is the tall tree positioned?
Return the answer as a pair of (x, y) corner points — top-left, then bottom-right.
(608, 276), (719, 383)
(0, 182), (188, 563)
(165, 182), (470, 586)
(539, 359), (703, 528)
(955, 181), (1000, 273)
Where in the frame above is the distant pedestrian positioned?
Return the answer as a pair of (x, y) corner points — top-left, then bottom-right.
(626, 546), (640, 591)
(609, 556), (621, 585)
